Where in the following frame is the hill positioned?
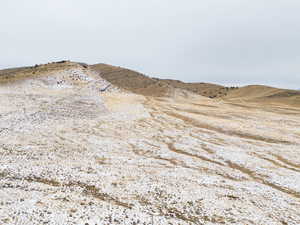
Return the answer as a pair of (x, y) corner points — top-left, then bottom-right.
(0, 61), (77, 83)
(224, 85), (300, 107)
(0, 61), (299, 224)
(90, 63), (173, 97)
(1, 62), (299, 106)
(90, 63), (232, 98)
(154, 78), (233, 98)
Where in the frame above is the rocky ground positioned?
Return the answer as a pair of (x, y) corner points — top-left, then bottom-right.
(0, 65), (300, 224)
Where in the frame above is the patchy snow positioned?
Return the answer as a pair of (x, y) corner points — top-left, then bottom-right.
(0, 65), (300, 224)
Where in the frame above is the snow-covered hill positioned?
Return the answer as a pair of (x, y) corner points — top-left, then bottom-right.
(0, 63), (300, 224)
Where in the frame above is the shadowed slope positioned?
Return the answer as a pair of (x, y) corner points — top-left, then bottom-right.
(90, 63), (173, 97)
(90, 63), (232, 98)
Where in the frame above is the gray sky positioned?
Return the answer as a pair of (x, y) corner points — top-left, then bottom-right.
(1, 0), (300, 89)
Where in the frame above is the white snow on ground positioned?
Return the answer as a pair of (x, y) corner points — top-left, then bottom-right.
(0, 65), (300, 224)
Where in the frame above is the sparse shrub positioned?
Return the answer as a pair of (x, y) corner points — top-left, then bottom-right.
(56, 60), (69, 64)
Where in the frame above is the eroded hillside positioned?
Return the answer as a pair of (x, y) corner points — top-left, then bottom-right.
(0, 63), (300, 224)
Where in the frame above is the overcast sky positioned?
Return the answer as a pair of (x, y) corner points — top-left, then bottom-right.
(1, 0), (299, 89)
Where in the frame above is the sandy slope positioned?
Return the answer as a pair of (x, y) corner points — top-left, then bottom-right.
(0, 64), (300, 224)
(223, 85), (300, 107)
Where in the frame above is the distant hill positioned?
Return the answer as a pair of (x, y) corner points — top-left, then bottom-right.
(1, 62), (299, 107)
(153, 78), (233, 98)
(224, 85), (300, 107)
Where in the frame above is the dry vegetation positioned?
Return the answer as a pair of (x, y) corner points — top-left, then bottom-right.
(153, 78), (236, 98)
(91, 63), (237, 98)
(0, 61), (76, 84)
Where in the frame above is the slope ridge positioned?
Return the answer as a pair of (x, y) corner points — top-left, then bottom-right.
(90, 63), (174, 97)
(90, 63), (232, 98)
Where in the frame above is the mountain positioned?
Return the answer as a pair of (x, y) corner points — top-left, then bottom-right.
(0, 61), (299, 224)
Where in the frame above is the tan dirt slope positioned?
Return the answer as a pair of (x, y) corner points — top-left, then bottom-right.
(224, 85), (300, 107)
(153, 78), (230, 98)
(91, 63), (173, 97)
(91, 63), (233, 98)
